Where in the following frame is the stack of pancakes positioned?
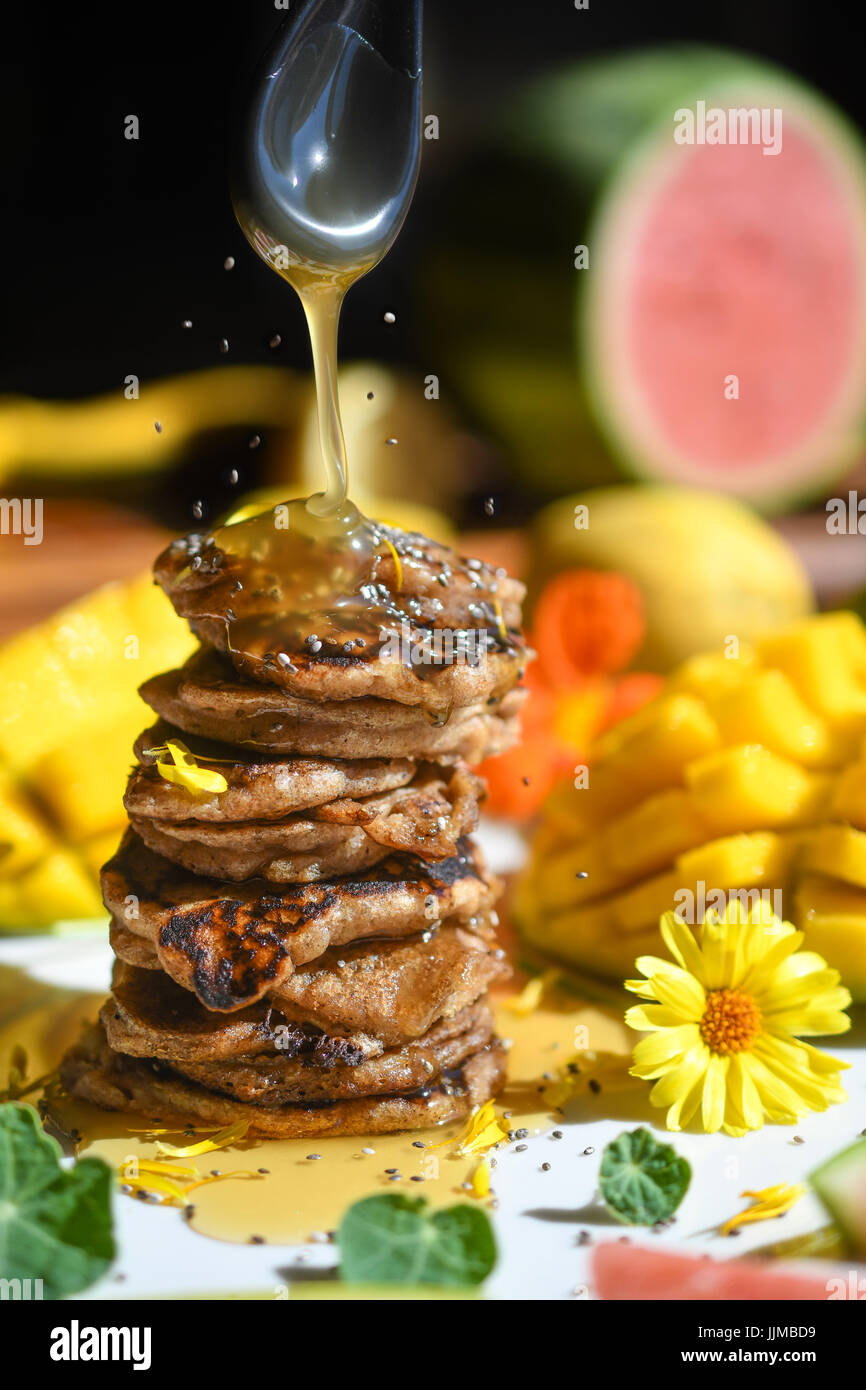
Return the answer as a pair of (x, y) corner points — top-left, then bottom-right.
(62, 521), (528, 1137)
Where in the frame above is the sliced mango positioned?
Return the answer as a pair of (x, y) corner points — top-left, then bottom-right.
(561, 694), (720, 834)
(668, 648), (754, 699)
(758, 615), (866, 728)
(0, 772), (52, 876)
(801, 825), (866, 890)
(794, 874), (866, 1000)
(30, 719), (139, 841)
(0, 850), (104, 930)
(0, 572), (193, 771)
(829, 761), (866, 829)
(685, 745), (831, 833)
(707, 669), (851, 769)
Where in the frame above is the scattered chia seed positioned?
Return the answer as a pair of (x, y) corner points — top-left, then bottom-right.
(552, 1131), (563, 1140)
(306, 1153), (322, 1161)
(249, 434), (261, 449)
(576, 871), (589, 879)
(412, 1141), (426, 1149)
(269, 333), (282, 348)
(583, 1146), (595, 1156)
(227, 468), (239, 485)
(383, 311), (396, 324)
(588, 1079), (602, 1094)
(361, 1147), (375, 1155)
(515, 1144), (528, 1153)
(410, 1175), (425, 1183)
(249, 1235), (265, 1245)
(541, 1162), (551, 1172)
(224, 255), (235, 270)
(793, 1135), (805, 1144)
(385, 437), (398, 446)
(484, 498), (495, 516)
(154, 421), (162, 433)
(577, 1230), (592, 1246)
(219, 337), (230, 353)
(257, 1168), (270, 1175)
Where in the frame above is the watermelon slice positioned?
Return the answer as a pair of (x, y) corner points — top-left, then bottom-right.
(593, 1243), (835, 1301)
(811, 1138), (866, 1254)
(583, 56), (866, 510)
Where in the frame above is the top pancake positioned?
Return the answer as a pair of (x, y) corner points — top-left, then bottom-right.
(154, 521), (528, 709)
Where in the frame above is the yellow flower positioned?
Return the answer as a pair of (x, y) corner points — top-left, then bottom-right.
(625, 901), (852, 1136)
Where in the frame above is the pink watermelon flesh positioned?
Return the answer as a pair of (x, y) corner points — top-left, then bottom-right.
(593, 1243), (833, 1301)
(591, 98), (866, 506)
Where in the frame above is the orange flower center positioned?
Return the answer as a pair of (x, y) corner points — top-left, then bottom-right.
(700, 988), (761, 1055)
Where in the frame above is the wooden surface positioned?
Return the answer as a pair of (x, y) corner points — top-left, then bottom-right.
(0, 501), (172, 641)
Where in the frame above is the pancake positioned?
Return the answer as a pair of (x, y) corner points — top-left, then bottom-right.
(103, 958), (378, 1064)
(139, 648), (526, 763)
(127, 765), (483, 881)
(102, 831), (499, 1012)
(155, 523), (527, 706)
(126, 723), (416, 822)
(110, 917), (510, 1048)
(61, 1020), (508, 1137)
(102, 962), (496, 1103)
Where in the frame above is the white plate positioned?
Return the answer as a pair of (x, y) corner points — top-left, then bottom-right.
(2, 821), (864, 1301)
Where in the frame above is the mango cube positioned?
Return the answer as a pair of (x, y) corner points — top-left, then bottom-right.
(686, 744), (831, 833)
(758, 615), (866, 728)
(801, 825), (866, 889)
(794, 874), (866, 1000)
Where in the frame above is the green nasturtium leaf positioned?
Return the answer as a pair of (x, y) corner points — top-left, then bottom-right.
(599, 1127), (691, 1225)
(338, 1193), (497, 1287)
(0, 1102), (115, 1298)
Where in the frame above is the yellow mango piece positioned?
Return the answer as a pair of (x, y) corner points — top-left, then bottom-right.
(0, 773), (52, 876)
(829, 761), (866, 829)
(677, 830), (799, 897)
(544, 790), (710, 913)
(0, 573), (194, 771)
(708, 669), (852, 769)
(0, 851), (104, 930)
(79, 829), (124, 876)
(29, 717), (140, 840)
(668, 648), (754, 699)
(563, 695), (720, 834)
(801, 824), (866, 889)
(686, 745), (831, 833)
(758, 615), (866, 729)
(794, 874), (866, 1000)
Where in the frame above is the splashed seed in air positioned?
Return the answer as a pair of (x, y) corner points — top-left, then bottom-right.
(219, 337), (230, 354)
(383, 311), (396, 324)
(224, 256), (235, 270)
(249, 434), (261, 450)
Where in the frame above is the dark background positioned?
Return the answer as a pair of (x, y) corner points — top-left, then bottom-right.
(1, 0), (860, 399)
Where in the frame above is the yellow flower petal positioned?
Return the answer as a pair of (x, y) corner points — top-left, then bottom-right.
(156, 1119), (249, 1158)
(470, 1160), (491, 1199)
(631, 1023), (700, 1077)
(659, 912), (706, 981)
(153, 739), (228, 797)
(701, 1052), (729, 1133)
(720, 1184), (806, 1236)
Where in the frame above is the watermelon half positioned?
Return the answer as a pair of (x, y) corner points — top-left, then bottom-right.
(593, 1242), (837, 1301)
(583, 55), (866, 509)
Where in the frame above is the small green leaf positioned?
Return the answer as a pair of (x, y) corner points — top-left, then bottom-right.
(599, 1127), (691, 1225)
(0, 1102), (115, 1298)
(338, 1193), (497, 1287)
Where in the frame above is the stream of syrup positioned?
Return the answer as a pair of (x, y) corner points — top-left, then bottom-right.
(194, 2), (425, 664)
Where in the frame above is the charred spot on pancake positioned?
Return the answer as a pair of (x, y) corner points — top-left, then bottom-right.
(159, 890), (333, 1010)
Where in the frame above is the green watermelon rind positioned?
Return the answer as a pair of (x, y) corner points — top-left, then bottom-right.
(810, 1137), (866, 1251)
(579, 59), (866, 513)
